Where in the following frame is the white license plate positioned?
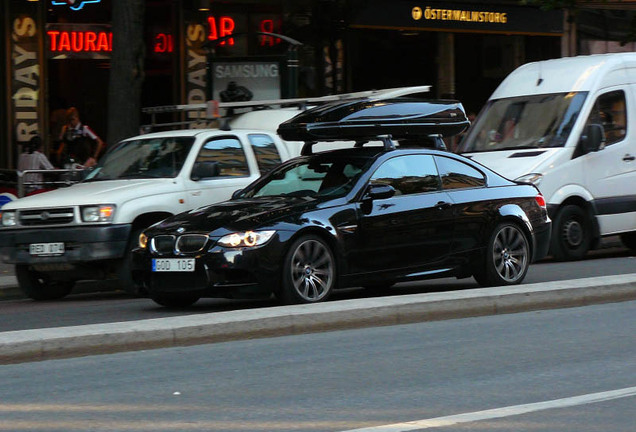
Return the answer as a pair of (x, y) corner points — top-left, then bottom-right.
(29, 242), (65, 256)
(152, 258), (195, 272)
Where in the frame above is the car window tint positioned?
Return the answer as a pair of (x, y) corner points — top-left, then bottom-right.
(195, 137), (249, 177)
(435, 156), (486, 189)
(370, 155), (440, 195)
(248, 134), (282, 174)
(584, 90), (627, 146)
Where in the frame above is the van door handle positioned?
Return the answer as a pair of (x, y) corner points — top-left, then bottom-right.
(436, 201), (452, 210)
(623, 154), (635, 162)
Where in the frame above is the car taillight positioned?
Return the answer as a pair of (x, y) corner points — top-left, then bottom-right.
(535, 194), (546, 209)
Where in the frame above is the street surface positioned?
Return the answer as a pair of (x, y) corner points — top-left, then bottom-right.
(1, 300), (634, 431)
(0, 246), (635, 332)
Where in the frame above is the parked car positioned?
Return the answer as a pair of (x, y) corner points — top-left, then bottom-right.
(131, 98), (551, 307)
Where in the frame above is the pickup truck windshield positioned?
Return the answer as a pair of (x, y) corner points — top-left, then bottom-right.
(459, 92), (588, 153)
(84, 137), (195, 181)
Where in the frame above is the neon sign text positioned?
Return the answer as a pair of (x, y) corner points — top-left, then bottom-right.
(207, 16), (235, 45)
(51, 0), (102, 12)
(154, 33), (174, 53)
(47, 30), (112, 52)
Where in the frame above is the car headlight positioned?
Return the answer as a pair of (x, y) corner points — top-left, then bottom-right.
(138, 232), (148, 249)
(1, 211), (16, 227)
(515, 173), (543, 186)
(81, 204), (116, 222)
(217, 230), (275, 248)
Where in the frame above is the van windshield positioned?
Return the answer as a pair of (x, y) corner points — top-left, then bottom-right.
(459, 92), (588, 153)
(84, 137), (195, 181)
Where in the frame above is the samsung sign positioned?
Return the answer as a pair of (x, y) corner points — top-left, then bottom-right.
(213, 61), (281, 101)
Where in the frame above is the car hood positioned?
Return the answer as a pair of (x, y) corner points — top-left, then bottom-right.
(463, 148), (560, 180)
(2, 179), (180, 210)
(151, 196), (322, 234)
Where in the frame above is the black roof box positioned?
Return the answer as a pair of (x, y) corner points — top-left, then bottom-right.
(277, 98), (469, 142)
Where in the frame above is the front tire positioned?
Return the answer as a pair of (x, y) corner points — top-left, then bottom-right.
(16, 265), (75, 300)
(279, 235), (336, 304)
(474, 222), (530, 287)
(550, 205), (591, 261)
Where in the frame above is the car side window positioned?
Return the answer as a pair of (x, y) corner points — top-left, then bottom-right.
(370, 155), (440, 195)
(195, 137), (249, 177)
(435, 156), (486, 190)
(584, 90), (627, 146)
(248, 134), (283, 175)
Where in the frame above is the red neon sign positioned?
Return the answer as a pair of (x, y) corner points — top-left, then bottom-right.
(154, 33), (174, 53)
(259, 19), (281, 46)
(47, 30), (112, 52)
(207, 16), (235, 45)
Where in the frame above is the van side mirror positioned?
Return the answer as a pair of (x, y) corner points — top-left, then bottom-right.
(191, 161), (220, 181)
(580, 124), (605, 154)
(364, 184), (396, 200)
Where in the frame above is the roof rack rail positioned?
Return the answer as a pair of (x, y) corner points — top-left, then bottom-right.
(140, 85), (431, 132)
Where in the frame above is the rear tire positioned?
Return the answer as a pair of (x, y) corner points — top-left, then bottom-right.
(550, 205), (591, 261)
(279, 235), (336, 304)
(16, 265), (75, 300)
(150, 293), (200, 308)
(473, 222), (530, 287)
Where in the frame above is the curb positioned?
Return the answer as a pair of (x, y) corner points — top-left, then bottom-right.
(2, 273), (636, 364)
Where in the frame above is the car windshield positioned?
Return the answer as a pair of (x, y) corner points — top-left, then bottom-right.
(459, 92), (588, 153)
(84, 137), (195, 181)
(241, 155), (374, 199)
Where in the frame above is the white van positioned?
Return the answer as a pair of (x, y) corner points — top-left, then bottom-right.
(459, 53), (636, 260)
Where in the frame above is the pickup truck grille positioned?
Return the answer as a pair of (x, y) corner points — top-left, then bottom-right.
(19, 208), (75, 226)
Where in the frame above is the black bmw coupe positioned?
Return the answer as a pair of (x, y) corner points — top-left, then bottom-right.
(131, 143), (551, 307)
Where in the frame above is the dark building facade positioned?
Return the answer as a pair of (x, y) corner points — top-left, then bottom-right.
(0, 0), (633, 169)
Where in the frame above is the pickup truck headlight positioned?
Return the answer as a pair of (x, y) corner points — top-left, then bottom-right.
(515, 173), (543, 186)
(81, 205), (116, 222)
(217, 230), (275, 248)
(1, 211), (17, 227)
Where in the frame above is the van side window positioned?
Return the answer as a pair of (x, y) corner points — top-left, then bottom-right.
(585, 90), (627, 146)
(370, 155), (441, 195)
(248, 134), (282, 174)
(195, 137), (249, 177)
(435, 156), (486, 190)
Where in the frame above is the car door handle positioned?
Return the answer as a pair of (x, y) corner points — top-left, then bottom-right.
(623, 154), (635, 162)
(436, 201), (452, 210)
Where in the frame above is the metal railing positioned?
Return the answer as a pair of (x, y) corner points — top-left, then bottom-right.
(0, 168), (85, 199)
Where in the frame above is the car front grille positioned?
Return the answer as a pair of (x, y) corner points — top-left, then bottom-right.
(151, 235), (176, 255)
(175, 234), (209, 254)
(19, 208), (75, 226)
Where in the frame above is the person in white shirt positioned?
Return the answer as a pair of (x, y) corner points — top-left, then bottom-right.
(18, 136), (55, 193)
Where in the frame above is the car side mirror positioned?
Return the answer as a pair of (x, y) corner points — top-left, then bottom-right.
(580, 124), (605, 154)
(364, 184), (396, 200)
(191, 161), (220, 181)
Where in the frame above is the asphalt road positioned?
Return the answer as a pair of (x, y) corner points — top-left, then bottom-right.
(0, 245), (635, 333)
(1, 300), (634, 432)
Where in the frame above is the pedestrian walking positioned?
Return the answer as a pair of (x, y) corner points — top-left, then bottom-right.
(57, 107), (105, 167)
(18, 136), (55, 193)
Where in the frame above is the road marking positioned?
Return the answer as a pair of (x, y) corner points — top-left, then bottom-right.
(342, 386), (636, 431)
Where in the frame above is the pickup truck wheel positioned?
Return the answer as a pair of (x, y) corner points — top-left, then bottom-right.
(15, 265), (74, 300)
(550, 205), (591, 261)
(279, 235), (336, 304)
(150, 293), (200, 308)
(473, 222), (530, 287)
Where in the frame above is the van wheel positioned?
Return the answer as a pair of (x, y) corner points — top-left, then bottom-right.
(550, 205), (591, 261)
(15, 265), (75, 300)
(620, 232), (636, 251)
(279, 235), (336, 304)
(473, 222), (530, 287)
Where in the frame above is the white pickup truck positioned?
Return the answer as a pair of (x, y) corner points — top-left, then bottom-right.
(0, 86), (432, 300)
(0, 127), (295, 300)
